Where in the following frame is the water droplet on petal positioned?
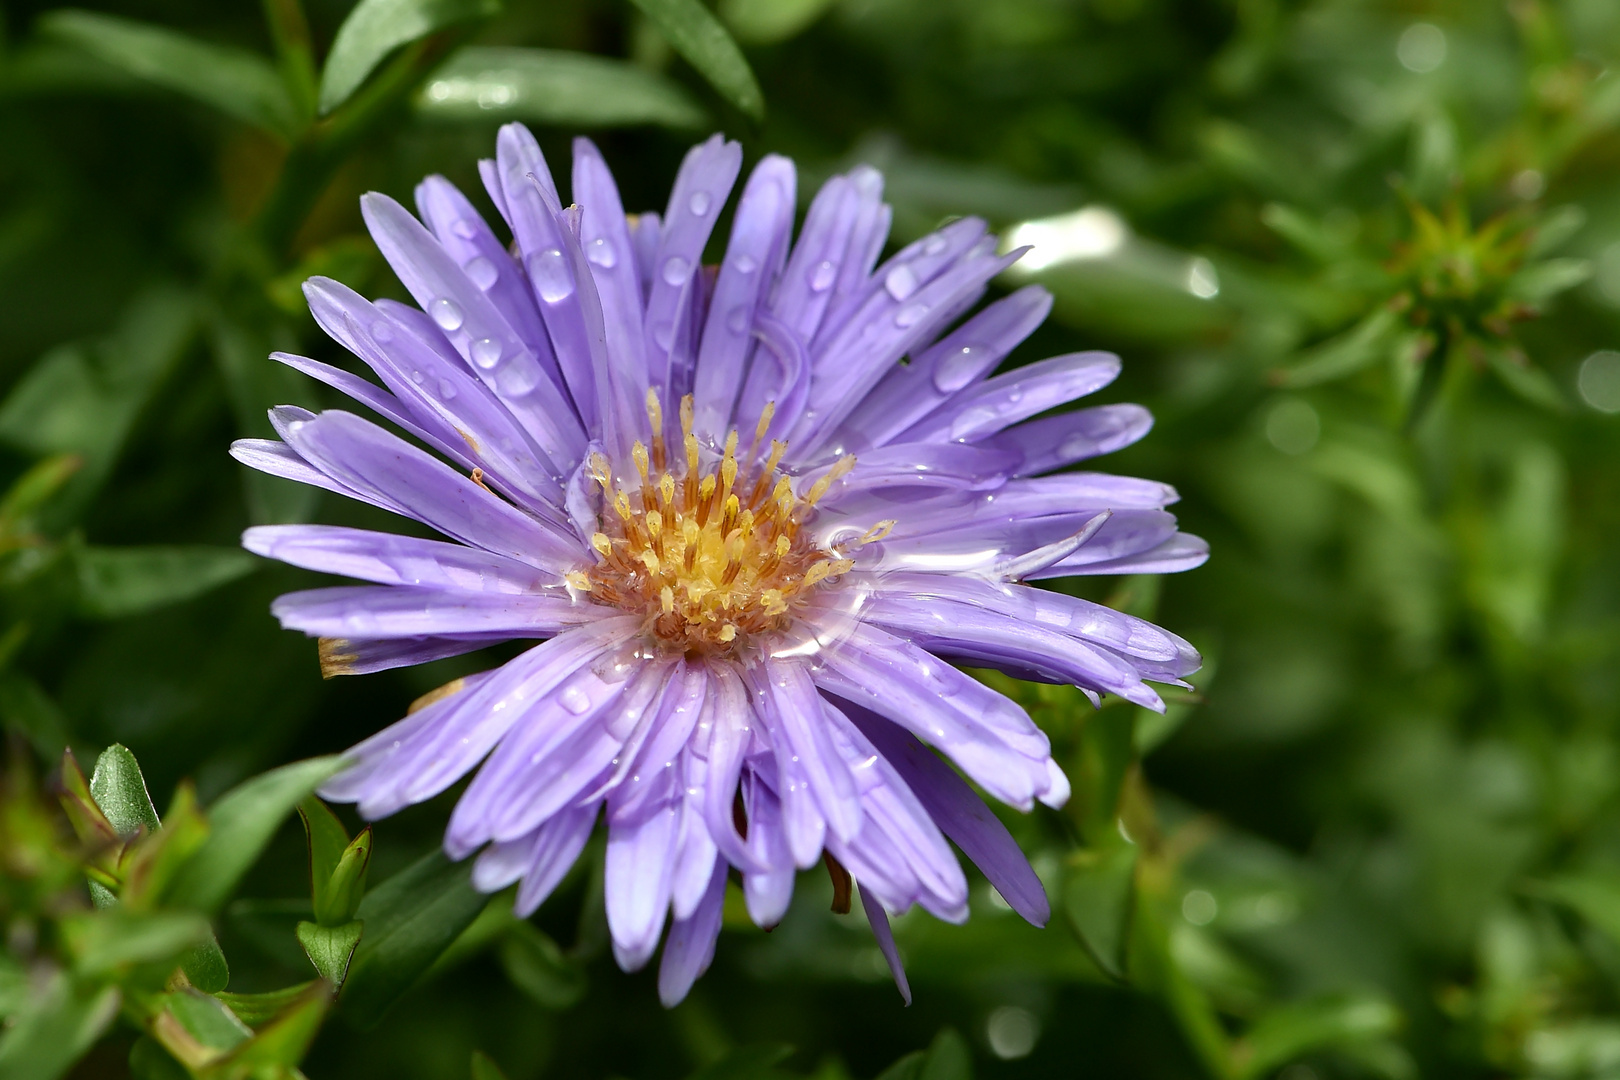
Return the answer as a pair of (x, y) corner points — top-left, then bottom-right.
(371, 320), (395, 343)
(727, 306), (749, 333)
(470, 337), (503, 369)
(464, 256), (498, 290)
(810, 260), (837, 292)
(950, 404), (1002, 440)
(653, 321), (675, 350)
(451, 219), (477, 240)
(496, 363), (539, 396)
(732, 253), (757, 274)
(932, 345), (984, 393)
(923, 234), (947, 256)
(411, 370), (426, 384)
(560, 685), (592, 715)
(439, 379), (458, 400)
(884, 264), (919, 300)
(895, 303), (927, 328)
(663, 256), (692, 287)
(528, 249), (574, 302)
(586, 237), (617, 268)
(430, 297), (464, 332)
(1059, 433), (1092, 459)
(688, 191), (712, 216)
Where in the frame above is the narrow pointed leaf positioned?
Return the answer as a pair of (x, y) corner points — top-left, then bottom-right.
(74, 545), (256, 619)
(318, 0), (501, 115)
(36, 10), (298, 138)
(340, 851), (490, 1028)
(89, 744), (159, 837)
(627, 0), (764, 122)
(164, 756), (342, 913)
(417, 47), (709, 129)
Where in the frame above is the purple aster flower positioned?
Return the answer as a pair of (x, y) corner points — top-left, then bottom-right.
(235, 125), (1206, 1006)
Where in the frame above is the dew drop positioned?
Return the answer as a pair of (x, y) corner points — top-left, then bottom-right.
(950, 404), (1002, 441)
(439, 379), (458, 400)
(464, 255), (499, 290)
(528, 249), (574, 302)
(496, 363), (540, 397)
(586, 237), (617, 268)
(451, 219), (477, 240)
(932, 345), (984, 393)
(810, 260), (837, 292)
(560, 686), (591, 715)
(1059, 433), (1093, 459)
(923, 234), (947, 256)
(470, 337), (503, 369)
(688, 190), (712, 216)
(726, 306), (750, 334)
(371, 320), (395, 343)
(884, 264), (919, 301)
(653, 321), (675, 350)
(662, 256), (692, 287)
(732, 253), (757, 274)
(429, 297), (465, 332)
(411, 370), (426, 385)
(894, 303), (927, 328)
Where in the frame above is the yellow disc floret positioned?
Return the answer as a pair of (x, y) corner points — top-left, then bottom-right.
(582, 391), (862, 655)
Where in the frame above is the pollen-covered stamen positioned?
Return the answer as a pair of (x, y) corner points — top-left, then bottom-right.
(584, 394), (862, 654)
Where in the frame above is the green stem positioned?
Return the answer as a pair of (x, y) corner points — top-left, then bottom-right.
(261, 0), (319, 121)
(251, 32), (459, 260)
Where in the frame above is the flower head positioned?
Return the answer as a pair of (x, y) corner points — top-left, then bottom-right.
(236, 125), (1206, 1005)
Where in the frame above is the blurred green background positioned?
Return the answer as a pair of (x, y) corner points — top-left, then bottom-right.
(5, 0), (1620, 1078)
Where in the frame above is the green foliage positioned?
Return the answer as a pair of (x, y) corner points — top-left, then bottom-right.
(5, 0), (1620, 1078)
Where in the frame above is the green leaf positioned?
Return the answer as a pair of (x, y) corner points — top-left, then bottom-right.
(1276, 307), (1401, 388)
(36, 10), (298, 138)
(73, 544), (256, 619)
(416, 47), (709, 130)
(340, 851), (491, 1028)
(317, 831), (372, 926)
(1533, 872), (1620, 946)
(1507, 257), (1591, 306)
(0, 454), (82, 535)
(164, 989), (252, 1052)
(471, 1050), (511, 1080)
(163, 756), (342, 914)
(1482, 348), (1567, 413)
(318, 0), (501, 115)
(497, 922), (586, 1009)
(210, 981), (330, 1074)
(298, 796), (350, 918)
(1074, 707), (1135, 846)
(59, 908), (211, 979)
(89, 743), (160, 838)
(627, 0), (764, 123)
(685, 1044), (795, 1080)
(1063, 845), (1138, 980)
(296, 920), (364, 987)
(213, 983), (319, 1027)
(717, 0), (835, 45)
(0, 976), (120, 1080)
(0, 673), (71, 767)
(876, 1029), (972, 1080)
(0, 287), (195, 528)
(1233, 994), (1402, 1080)
(179, 938), (231, 995)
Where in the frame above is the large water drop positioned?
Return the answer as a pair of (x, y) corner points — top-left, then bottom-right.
(884, 264), (919, 301)
(932, 345), (984, 393)
(586, 237), (617, 268)
(528, 249), (574, 302)
(810, 260), (837, 292)
(470, 337), (503, 369)
(464, 256), (499, 290)
(429, 297), (465, 332)
(662, 256), (692, 287)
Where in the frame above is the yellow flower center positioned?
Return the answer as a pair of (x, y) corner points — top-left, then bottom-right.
(566, 392), (891, 656)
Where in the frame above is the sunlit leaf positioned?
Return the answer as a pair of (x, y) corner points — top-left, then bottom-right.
(417, 47), (709, 129)
(1232, 994), (1402, 1080)
(717, 0), (835, 45)
(627, 0), (764, 122)
(318, 0), (502, 115)
(36, 10), (298, 138)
